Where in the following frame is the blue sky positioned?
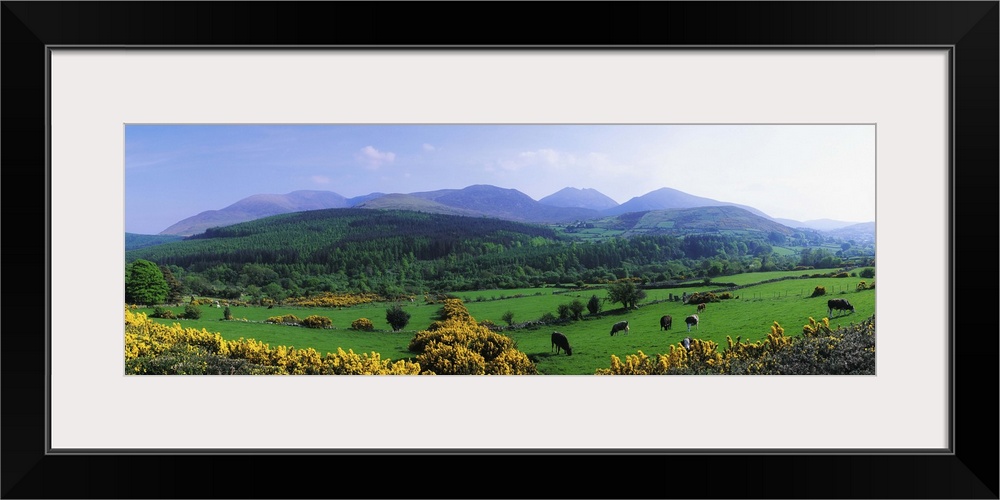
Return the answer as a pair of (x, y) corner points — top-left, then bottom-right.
(125, 124), (875, 234)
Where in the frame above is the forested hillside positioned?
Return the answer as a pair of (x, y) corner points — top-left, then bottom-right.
(126, 208), (811, 300)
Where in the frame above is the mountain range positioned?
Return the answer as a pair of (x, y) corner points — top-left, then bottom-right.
(155, 184), (870, 237)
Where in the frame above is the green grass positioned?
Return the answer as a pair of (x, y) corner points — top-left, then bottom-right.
(501, 278), (873, 375)
(717, 270), (823, 285)
(138, 272), (875, 375)
(770, 246), (799, 256)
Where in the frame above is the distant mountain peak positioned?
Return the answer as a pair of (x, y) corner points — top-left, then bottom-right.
(602, 187), (771, 219)
(539, 187), (619, 211)
(160, 190), (349, 236)
(158, 184), (783, 237)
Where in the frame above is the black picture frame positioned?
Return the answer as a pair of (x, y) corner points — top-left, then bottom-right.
(3, 2), (997, 499)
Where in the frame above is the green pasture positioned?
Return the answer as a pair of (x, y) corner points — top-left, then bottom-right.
(138, 273), (875, 375)
(716, 270), (824, 285)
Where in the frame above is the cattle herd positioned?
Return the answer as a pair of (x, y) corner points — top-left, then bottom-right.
(546, 295), (861, 359)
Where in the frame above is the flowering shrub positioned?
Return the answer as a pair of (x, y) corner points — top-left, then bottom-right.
(266, 314), (301, 325)
(351, 318), (375, 331)
(810, 286), (826, 297)
(685, 292), (718, 304)
(596, 317), (875, 375)
(409, 299), (537, 375)
(283, 292), (382, 308)
(125, 308), (420, 375)
(301, 315), (333, 329)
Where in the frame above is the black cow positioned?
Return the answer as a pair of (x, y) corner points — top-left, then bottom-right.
(610, 320), (629, 336)
(828, 298), (855, 317)
(551, 331), (572, 356)
(685, 314), (699, 332)
(660, 315), (672, 331)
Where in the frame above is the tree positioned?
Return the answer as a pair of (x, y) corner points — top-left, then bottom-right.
(501, 311), (515, 326)
(125, 259), (169, 305)
(557, 303), (572, 320)
(606, 279), (645, 310)
(386, 305), (411, 331)
(159, 265), (184, 305)
(569, 299), (586, 320)
(587, 294), (602, 315)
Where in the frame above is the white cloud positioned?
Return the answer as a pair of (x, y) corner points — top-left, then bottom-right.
(422, 143), (436, 152)
(311, 175), (331, 184)
(357, 146), (396, 169)
(496, 148), (578, 171)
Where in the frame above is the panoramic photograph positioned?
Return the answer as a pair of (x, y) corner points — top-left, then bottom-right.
(124, 124), (876, 375)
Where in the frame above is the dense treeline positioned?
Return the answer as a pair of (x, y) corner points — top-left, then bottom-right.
(127, 209), (844, 300)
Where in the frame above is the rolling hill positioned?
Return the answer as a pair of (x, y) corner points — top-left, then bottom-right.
(602, 187), (771, 218)
(160, 190), (350, 236)
(152, 184), (869, 238)
(585, 206), (796, 237)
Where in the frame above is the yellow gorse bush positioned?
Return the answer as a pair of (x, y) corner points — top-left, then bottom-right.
(596, 321), (792, 375)
(265, 314), (301, 325)
(283, 292), (381, 308)
(802, 316), (831, 336)
(408, 299), (537, 375)
(300, 315), (333, 329)
(597, 316), (875, 375)
(126, 308), (421, 375)
(351, 318), (375, 331)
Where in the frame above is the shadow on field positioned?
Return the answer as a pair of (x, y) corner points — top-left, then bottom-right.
(529, 352), (572, 362)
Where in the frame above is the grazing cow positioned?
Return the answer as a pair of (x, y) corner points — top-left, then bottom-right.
(685, 314), (699, 332)
(827, 298), (856, 317)
(660, 315), (673, 331)
(682, 337), (692, 350)
(697, 303), (707, 313)
(551, 331), (572, 356)
(610, 320), (630, 336)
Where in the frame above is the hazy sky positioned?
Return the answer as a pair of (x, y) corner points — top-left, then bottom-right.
(125, 124), (875, 234)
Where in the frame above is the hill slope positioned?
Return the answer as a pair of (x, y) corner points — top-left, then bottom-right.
(587, 206), (795, 237)
(603, 187), (771, 219)
(409, 184), (600, 223)
(355, 193), (484, 217)
(160, 190), (350, 236)
(155, 184), (791, 237)
(125, 233), (185, 251)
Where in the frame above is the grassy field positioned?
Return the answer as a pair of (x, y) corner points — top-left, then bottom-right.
(138, 272), (875, 375)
